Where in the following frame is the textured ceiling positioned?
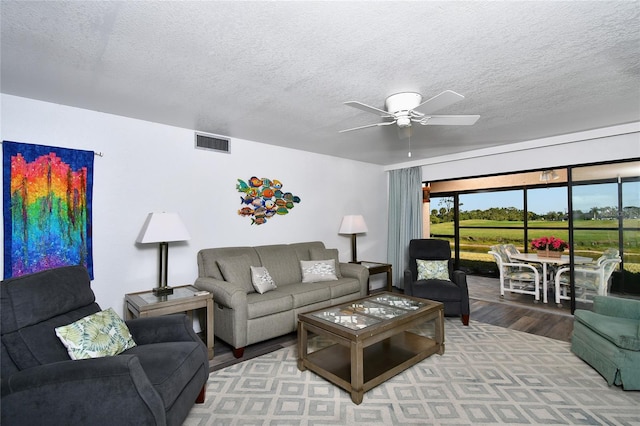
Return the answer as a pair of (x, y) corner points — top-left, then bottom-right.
(2, 1), (639, 166)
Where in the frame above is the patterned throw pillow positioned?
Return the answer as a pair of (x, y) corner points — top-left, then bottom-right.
(416, 259), (450, 281)
(250, 266), (277, 294)
(55, 308), (137, 360)
(300, 259), (338, 283)
(309, 247), (342, 278)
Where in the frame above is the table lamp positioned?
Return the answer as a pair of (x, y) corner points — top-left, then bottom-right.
(339, 215), (368, 263)
(136, 212), (190, 296)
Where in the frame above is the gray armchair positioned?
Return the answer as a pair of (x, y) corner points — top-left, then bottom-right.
(1, 266), (209, 426)
(404, 239), (470, 325)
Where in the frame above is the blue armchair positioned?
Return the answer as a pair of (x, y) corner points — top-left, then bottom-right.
(404, 239), (470, 325)
(572, 295), (640, 390)
(1, 266), (209, 425)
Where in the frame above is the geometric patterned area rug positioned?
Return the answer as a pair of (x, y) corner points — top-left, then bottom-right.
(184, 319), (640, 425)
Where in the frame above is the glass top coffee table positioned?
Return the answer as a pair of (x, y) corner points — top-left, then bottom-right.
(297, 292), (444, 404)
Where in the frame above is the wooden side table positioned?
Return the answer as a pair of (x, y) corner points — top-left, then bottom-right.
(357, 261), (393, 294)
(124, 285), (214, 359)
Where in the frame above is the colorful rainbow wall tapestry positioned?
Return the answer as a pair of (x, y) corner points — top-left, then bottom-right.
(3, 141), (94, 279)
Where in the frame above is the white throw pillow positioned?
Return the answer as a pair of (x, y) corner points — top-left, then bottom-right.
(250, 266), (277, 294)
(300, 259), (338, 283)
(309, 247), (342, 278)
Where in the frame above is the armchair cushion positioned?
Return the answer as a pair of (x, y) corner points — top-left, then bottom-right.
(123, 341), (205, 408)
(413, 279), (462, 302)
(55, 308), (137, 360)
(417, 259), (450, 281)
(574, 310), (640, 351)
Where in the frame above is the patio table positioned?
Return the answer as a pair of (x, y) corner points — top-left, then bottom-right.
(510, 253), (592, 304)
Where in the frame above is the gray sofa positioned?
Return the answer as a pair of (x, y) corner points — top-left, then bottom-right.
(195, 241), (369, 357)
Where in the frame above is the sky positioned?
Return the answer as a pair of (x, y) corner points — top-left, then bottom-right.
(437, 181), (640, 215)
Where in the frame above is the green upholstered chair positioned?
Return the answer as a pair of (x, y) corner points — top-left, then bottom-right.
(489, 244), (541, 302)
(572, 295), (640, 390)
(554, 248), (621, 306)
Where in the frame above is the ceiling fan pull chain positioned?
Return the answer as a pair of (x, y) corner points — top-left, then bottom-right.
(408, 133), (412, 158)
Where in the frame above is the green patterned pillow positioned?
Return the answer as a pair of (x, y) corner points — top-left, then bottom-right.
(416, 259), (450, 281)
(55, 308), (137, 360)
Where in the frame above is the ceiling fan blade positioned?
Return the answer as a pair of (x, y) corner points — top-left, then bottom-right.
(413, 90), (464, 114)
(339, 120), (396, 133)
(420, 115), (481, 125)
(344, 101), (394, 117)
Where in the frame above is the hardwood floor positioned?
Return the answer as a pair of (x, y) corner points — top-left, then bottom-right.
(207, 275), (576, 371)
(466, 275), (574, 343)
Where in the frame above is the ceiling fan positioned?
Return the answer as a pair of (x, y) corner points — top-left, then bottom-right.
(339, 90), (480, 133)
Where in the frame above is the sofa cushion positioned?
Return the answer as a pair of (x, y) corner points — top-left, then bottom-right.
(301, 259), (338, 283)
(198, 247), (261, 280)
(218, 255), (255, 294)
(326, 278), (362, 299)
(246, 291), (293, 319)
(278, 283), (332, 308)
(289, 241), (326, 262)
(55, 308), (137, 360)
(255, 245), (302, 286)
(310, 247), (342, 278)
(250, 266), (277, 294)
(574, 310), (640, 351)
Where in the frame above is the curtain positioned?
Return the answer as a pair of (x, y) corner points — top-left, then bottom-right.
(387, 166), (423, 289)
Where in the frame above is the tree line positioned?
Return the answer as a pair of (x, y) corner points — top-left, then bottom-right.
(432, 202), (640, 224)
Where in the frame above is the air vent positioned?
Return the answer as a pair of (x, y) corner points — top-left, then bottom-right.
(195, 132), (230, 153)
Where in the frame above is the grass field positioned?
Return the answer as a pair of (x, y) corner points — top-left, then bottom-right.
(430, 219), (640, 273)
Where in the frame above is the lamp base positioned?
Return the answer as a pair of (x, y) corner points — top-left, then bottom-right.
(152, 286), (174, 296)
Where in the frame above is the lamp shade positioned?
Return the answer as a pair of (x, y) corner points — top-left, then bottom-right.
(339, 215), (368, 234)
(136, 212), (190, 243)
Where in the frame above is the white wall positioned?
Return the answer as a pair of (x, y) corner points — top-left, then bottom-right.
(384, 123), (639, 180)
(422, 130), (639, 181)
(1, 95), (388, 313)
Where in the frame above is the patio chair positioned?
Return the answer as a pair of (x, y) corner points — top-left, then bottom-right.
(554, 248), (621, 306)
(489, 244), (541, 302)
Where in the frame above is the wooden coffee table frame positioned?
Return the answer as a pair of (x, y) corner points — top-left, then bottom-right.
(297, 292), (444, 404)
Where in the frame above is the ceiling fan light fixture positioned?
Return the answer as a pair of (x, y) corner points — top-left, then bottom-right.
(397, 116), (411, 128)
